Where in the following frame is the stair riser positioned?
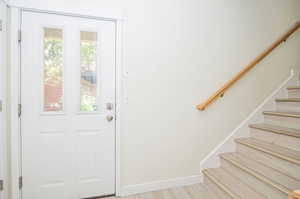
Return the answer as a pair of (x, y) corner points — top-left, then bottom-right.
(250, 128), (300, 151)
(203, 175), (232, 199)
(220, 159), (287, 199)
(237, 143), (300, 181)
(222, 153), (300, 191)
(276, 102), (300, 112)
(288, 90), (300, 98)
(264, 114), (300, 129)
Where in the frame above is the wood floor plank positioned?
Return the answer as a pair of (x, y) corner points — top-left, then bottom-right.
(161, 189), (175, 199)
(169, 187), (193, 199)
(150, 190), (165, 199)
(102, 184), (208, 199)
(184, 184), (207, 199)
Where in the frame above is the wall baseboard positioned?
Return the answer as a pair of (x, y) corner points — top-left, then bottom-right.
(200, 69), (298, 171)
(119, 175), (202, 196)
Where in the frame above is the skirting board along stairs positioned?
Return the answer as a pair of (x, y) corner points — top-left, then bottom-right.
(200, 78), (300, 198)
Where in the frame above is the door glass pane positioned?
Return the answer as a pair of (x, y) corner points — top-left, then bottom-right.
(43, 28), (64, 112)
(80, 31), (98, 112)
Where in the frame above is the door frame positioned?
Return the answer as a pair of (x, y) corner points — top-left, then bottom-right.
(0, 1), (8, 199)
(10, 7), (124, 199)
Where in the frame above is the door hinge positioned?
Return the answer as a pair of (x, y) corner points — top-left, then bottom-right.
(18, 30), (22, 43)
(0, 20), (3, 31)
(18, 104), (22, 117)
(0, 179), (3, 191)
(19, 176), (23, 189)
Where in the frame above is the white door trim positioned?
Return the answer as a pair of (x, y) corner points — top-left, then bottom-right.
(0, 1), (8, 199)
(10, 7), (124, 199)
(115, 19), (124, 197)
(10, 7), (22, 199)
(0, 0), (8, 5)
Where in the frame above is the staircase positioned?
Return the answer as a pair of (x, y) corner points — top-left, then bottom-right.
(202, 85), (300, 199)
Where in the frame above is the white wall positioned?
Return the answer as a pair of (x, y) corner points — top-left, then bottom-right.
(120, 0), (300, 188)
(0, 0), (8, 198)
(8, 0), (300, 195)
(9, 0), (122, 19)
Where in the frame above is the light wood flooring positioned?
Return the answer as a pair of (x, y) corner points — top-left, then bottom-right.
(101, 184), (209, 199)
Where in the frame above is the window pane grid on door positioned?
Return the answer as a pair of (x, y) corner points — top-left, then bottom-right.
(80, 31), (99, 112)
(43, 28), (64, 112)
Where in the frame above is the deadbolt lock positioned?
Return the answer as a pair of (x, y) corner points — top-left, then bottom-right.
(106, 103), (114, 111)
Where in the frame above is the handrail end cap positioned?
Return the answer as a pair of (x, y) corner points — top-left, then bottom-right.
(197, 105), (205, 111)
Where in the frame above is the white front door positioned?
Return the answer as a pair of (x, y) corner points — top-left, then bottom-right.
(21, 11), (116, 199)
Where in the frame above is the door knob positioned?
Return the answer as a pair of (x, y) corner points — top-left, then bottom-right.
(106, 115), (114, 122)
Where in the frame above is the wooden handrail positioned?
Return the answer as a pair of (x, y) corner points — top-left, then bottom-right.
(197, 21), (300, 111)
(289, 190), (300, 199)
